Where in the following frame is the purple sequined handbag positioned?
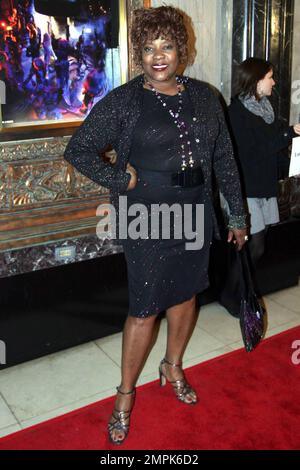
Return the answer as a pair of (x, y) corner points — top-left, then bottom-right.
(237, 248), (266, 352)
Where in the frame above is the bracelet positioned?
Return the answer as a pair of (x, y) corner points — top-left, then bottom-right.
(227, 214), (248, 230)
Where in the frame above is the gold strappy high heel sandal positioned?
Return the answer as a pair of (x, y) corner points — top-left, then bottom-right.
(107, 386), (136, 445)
(159, 357), (198, 405)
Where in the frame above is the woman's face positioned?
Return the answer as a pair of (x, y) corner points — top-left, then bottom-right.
(141, 37), (179, 85)
(257, 69), (275, 97)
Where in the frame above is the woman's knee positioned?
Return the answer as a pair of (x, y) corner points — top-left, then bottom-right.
(167, 295), (196, 314)
(127, 313), (158, 328)
(182, 295), (196, 307)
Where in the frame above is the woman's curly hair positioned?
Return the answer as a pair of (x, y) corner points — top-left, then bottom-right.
(131, 6), (189, 67)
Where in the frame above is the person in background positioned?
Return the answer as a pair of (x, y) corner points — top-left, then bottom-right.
(228, 57), (300, 269)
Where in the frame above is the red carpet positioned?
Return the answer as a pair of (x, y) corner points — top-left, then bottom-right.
(0, 326), (299, 450)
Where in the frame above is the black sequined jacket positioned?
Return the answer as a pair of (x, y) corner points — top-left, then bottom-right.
(64, 74), (247, 239)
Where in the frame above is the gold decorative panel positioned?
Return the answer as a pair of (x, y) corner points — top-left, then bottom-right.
(0, 138), (106, 212)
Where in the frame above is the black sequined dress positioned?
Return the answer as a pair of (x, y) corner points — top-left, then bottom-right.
(122, 88), (213, 317)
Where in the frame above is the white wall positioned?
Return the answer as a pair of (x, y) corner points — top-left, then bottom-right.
(150, 0), (300, 116)
(150, 0), (233, 102)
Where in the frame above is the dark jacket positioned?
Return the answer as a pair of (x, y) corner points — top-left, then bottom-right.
(64, 74), (247, 239)
(227, 97), (296, 198)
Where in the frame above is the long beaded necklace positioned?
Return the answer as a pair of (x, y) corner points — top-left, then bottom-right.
(144, 75), (195, 172)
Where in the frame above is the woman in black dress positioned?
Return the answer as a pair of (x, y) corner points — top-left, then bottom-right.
(64, 6), (247, 445)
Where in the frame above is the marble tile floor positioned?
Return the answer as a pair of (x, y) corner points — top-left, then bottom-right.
(0, 282), (299, 439)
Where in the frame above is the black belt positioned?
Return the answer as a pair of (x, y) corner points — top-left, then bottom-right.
(136, 166), (204, 188)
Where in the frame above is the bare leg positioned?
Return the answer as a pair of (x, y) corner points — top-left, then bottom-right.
(161, 295), (198, 403)
(108, 313), (159, 443)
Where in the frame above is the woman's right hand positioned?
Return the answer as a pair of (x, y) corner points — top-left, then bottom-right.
(126, 163), (137, 190)
(293, 124), (300, 135)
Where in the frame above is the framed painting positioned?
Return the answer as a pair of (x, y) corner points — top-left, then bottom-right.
(0, 0), (151, 259)
(0, 0), (150, 138)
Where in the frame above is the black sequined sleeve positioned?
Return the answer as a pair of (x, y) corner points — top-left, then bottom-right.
(212, 96), (247, 229)
(64, 92), (131, 193)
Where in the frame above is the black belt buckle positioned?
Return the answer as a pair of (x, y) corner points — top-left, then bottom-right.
(172, 166), (204, 187)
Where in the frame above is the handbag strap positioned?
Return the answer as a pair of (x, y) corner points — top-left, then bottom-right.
(236, 246), (256, 298)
